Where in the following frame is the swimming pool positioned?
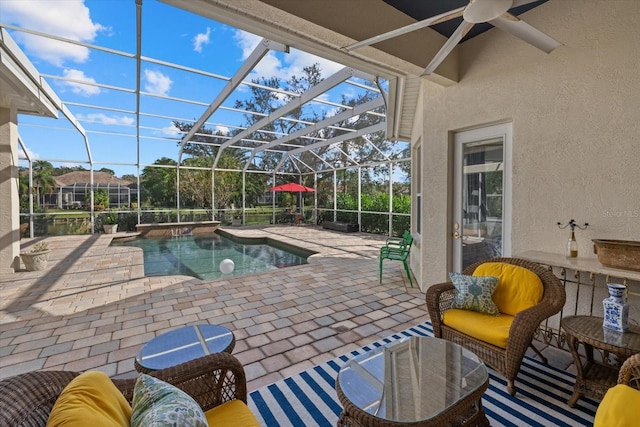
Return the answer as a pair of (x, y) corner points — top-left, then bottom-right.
(111, 232), (311, 280)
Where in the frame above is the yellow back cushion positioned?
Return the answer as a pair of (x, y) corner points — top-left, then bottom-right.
(47, 371), (131, 427)
(473, 262), (543, 316)
(594, 384), (640, 427)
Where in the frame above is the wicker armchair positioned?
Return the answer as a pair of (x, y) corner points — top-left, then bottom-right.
(618, 353), (640, 388)
(0, 352), (248, 427)
(426, 257), (565, 396)
(594, 353), (640, 426)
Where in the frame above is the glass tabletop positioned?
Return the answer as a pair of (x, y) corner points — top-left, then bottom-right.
(561, 315), (640, 352)
(136, 324), (234, 370)
(338, 336), (488, 423)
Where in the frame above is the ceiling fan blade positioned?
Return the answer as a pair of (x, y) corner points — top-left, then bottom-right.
(490, 13), (561, 53)
(421, 21), (474, 76)
(511, 0), (540, 7)
(344, 6), (465, 51)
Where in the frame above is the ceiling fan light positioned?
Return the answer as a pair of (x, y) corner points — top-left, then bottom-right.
(463, 0), (514, 23)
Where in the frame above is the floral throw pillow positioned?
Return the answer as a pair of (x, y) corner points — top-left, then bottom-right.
(449, 272), (500, 316)
(131, 373), (208, 427)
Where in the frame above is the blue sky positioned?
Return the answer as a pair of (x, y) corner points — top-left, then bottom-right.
(1, 0), (388, 178)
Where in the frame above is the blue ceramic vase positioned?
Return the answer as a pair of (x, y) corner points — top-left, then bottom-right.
(603, 283), (629, 332)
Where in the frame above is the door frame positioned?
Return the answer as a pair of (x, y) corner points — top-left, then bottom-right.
(451, 122), (512, 272)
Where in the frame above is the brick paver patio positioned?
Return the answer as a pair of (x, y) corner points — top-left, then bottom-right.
(0, 226), (428, 390)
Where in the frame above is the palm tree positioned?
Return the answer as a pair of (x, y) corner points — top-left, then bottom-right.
(32, 161), (56, 208)
(17, 168), (30, 211)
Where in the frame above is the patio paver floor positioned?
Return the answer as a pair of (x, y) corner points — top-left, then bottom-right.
(0, 226), (429, 390)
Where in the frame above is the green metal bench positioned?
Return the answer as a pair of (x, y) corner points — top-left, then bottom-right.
(379, 231), (414, 287)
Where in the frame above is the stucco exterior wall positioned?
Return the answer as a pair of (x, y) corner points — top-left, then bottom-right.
(417, 0), (640, 287)
(0, 106), (21, 273)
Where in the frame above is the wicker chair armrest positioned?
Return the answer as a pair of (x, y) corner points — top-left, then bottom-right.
(0, 370), (80, 427)
(425, 282), (456, 314)
(142, 352), (248, 411)
(618, 353), (640, 389)
(425, 281), (456, 335)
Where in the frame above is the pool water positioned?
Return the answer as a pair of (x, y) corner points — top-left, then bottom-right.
(111, 234), (309, 280)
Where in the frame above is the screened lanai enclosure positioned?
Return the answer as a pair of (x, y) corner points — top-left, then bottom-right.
(3, 0), (411, 238)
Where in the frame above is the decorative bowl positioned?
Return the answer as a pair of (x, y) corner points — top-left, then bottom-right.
(592, 239), (640, 272)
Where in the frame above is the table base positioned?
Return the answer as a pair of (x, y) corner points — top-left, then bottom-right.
(561, 315), (640, 407)
(567, 361), (618, 407)
(336, 377), (489, 427)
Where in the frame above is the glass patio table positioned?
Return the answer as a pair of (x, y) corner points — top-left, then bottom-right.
(336, 336), (489, 427)
(134, 324), (235, 373)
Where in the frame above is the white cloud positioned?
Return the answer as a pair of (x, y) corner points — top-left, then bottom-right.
(144, 69), (173, 96)
(58, 161), (85, 169)
(216, 125), (229, 135)
(2, 0), (107, 66)
(323, 106), (340, 118)
(58, 69), (101, 96)
(232, 29), (343, 82)
(283, 49), (344, 80)
(341, 86), (357, 99)
(273, 92), (288, 103)
(232, 30), (283, 80)
(234, 30), (262, 60)
(75, 113), (134, 126)
(18, 146), (39, 160)
(314, 93), (330, 103)
(162, 123), (182, 136)
(193, 27), (211, 53)
(254, 53), (285, 80)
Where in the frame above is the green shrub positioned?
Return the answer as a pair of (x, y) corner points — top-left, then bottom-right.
(94, 189), (109, 209)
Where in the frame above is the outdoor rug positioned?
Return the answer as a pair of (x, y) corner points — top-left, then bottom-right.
(248, 321), (597, 427)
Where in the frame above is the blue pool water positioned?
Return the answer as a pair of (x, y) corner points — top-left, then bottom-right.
(111, 233), (309, 280)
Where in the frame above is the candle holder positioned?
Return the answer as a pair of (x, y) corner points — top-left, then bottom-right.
(557, 219), (589, 258)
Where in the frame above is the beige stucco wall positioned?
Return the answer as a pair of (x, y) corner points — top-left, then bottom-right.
(0, 106), (21, 273)
(415, 0), (640, 288)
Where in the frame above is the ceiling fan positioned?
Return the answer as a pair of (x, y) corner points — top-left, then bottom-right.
(344, 0), (562, 77)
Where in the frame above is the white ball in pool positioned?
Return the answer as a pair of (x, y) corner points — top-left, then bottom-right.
(219, 258), (235, 274)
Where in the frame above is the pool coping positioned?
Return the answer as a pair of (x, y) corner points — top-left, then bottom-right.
(135, 221), (221, 237)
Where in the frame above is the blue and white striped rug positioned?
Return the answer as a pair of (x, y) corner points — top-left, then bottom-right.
(248, 321), (597, 426)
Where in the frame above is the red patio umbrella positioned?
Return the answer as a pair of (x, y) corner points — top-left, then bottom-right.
(268, 183), (315, 222)
(268, 182), (315, 192)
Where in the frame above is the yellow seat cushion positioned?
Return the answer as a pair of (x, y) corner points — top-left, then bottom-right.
(443, 309), (514, 349)
(594, 384), (640, 427)
(46, 371), (131, 427)
(205, 399), (261, 427)
(473, 262), (543, 316)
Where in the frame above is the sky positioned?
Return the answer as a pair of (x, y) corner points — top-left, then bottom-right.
(0, 0), (401, 178)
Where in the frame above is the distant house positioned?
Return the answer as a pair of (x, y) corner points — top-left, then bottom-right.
(45, 171), (136, 209)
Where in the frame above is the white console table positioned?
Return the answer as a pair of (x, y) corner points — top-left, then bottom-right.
(516, 250), (640, 284)
(516, 251), (640, 350)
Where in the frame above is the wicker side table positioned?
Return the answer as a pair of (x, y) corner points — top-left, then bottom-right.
(561, 315), (640, 406)
(335, 336), (489, 427)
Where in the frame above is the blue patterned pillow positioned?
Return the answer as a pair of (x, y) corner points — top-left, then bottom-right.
(449, 272), (500, 316)
(131, 373), (208, 427)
